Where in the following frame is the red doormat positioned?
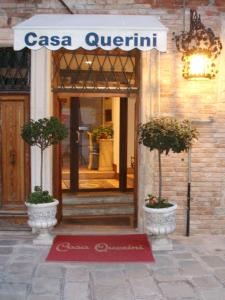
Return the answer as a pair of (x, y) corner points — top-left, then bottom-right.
(46, 234), (154, 262)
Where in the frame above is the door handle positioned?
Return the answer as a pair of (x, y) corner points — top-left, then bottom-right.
(75, 130), (80, 144)
(9, 150), (16, 165)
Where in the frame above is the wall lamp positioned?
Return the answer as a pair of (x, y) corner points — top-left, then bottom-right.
(174, 9), (222, 80)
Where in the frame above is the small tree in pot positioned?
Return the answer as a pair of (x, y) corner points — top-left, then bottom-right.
(138, 117), (198, 250)
(21, 117), (68, 245)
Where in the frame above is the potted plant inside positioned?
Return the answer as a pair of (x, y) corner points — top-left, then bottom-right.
(92, 125), (114, 171)
(138, 117), (198, 250)
(21, 117), (68, 245)
(92, 125), (113, 141)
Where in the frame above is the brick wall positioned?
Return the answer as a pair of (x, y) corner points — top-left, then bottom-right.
(1, 0), (225, 23)
(157, 7), (225, 235)
(1, 0), (225, 235)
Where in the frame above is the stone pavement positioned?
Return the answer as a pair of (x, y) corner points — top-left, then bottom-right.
(0, 231), (225, 300)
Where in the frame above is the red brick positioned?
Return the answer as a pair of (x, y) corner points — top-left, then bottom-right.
(136, 0), (211, 8)
(214, 0), (225, 6)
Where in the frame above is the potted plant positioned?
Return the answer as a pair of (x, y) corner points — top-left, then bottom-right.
(138, 117), (198, 250)
(92, 125), (114, 171)
(21, 117), (68, 245)
(92, 125), (113, 142)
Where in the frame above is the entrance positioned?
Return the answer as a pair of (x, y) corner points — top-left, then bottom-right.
(60, 96), (135, 192)
(52, 48), (139, 226)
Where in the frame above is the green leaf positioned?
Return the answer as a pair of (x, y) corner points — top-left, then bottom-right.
(92, 125), (113, 142)
(21, 117), (68, 150)
(138, 117), (198, 155)
(139, 117), (199, 200)
(21, 117), (68, 202)
(27, 186), (54, 204)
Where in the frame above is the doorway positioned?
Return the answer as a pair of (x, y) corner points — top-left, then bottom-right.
(59, 96), (135, 192)
(52, 48), (139, 226)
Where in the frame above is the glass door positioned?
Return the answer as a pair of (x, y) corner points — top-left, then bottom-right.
(61, 96), (135, 192)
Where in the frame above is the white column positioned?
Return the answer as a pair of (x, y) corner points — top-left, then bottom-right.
(31, 48), (53, 193)
(138, 50), (160, 232)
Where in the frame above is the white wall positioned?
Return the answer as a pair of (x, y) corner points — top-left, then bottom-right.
(31, 48), (53, 192)
(138, 50), (155, 232)
(0, 28), (13, 46)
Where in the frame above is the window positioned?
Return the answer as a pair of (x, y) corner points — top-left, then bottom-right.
(0, 47), (30, 91)
(52, 48), (139, 94)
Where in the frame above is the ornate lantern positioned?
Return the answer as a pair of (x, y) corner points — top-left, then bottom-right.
(174, 10), (222, 80)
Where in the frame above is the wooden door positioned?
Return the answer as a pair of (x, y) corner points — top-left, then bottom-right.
(0, 95), (30, 209)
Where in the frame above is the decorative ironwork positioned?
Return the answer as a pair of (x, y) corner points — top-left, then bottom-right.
(174, 10), (222, 79)
(52, 48), (138, 93)
(0, 47), (30, 91)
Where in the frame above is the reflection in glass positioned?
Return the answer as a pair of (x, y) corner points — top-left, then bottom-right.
(61, 96), (135, 190)
(78, 97), (119, 189)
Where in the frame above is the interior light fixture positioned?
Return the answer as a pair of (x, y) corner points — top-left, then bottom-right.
(174, 9), (222, 80)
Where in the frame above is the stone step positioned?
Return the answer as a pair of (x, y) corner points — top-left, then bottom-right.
(62, 192), (135, 219)
(0, 211), (30, 231)
(62, 214), (134, 226)
(63, 203), (135, 216)
(62, 193), (133, 205)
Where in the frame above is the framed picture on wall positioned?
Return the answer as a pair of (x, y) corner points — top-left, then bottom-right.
(105, 109), (112, 122)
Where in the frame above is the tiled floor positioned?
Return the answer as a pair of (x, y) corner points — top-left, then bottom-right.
(0, 230), (225, 299)
(62, 167), (134, 189)
(62, 178), (119, 189)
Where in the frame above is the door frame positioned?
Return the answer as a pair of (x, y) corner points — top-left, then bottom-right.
(119, 97), (128, 192)
(70, 97), (79, 192)
(53, 92), (139, 225)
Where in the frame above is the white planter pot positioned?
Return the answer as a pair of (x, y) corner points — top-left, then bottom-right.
(144, 203), (177, 251)
(98, 139), (113, 171)
(25, 199), (59, 246)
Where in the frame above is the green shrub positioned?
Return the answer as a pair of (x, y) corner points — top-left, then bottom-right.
(139, 117), (198, 206)
(21, 117), (68, 204)
(28, 186), (53, 204)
